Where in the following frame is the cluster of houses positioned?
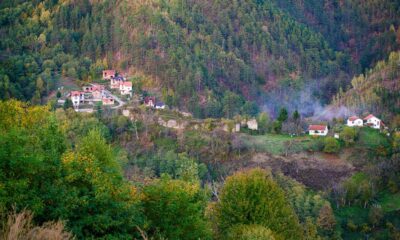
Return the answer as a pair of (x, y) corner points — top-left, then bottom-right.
(144, 96), (166, 109)
(68, 69), (134, 108)
(103, 70), (132, 96)
(70, 84), (115, 108)
(309, 114), (385, 136)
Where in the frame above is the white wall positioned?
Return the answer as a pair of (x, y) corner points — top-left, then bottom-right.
(366, 117), (381, 129)
(347, 119), (363, 127)
(309, 129), (328, 136)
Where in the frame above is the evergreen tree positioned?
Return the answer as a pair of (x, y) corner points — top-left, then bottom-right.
(277, 108), (288, 122)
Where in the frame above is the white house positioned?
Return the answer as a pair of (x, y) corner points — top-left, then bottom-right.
(247, 119), (258, 130)
(309, 125), (328, 136)
(364, 114), (383, 129)
(347, 116), (363, 127)
(70, 91), (85, 107)
(119, 81), (132, 95)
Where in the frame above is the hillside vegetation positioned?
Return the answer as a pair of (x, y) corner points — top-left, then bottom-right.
(275, 0), (400, 70)
(333, 51), (400, 122)
(1, 0), (399, 116)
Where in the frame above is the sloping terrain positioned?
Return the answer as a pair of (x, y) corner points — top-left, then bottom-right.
(333, 51), (400, 121)
(2, 0), (399, 116)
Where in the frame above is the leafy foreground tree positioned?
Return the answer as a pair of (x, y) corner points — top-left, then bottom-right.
(0, 100), (143, 239)
(60, 130), (143, 239)
(142, 176), (212, 240)
(214, 168), (304, 240)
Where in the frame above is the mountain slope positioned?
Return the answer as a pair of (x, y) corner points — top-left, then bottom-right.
(274, 0), (400, 70)
(1, 0), (399, 117)
(333, 51), (400, 122)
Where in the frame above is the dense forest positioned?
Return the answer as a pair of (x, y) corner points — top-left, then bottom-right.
(1, 0), (399, 116)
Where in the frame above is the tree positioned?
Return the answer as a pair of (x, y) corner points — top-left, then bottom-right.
(142, 176), (211, 240)
(272, 120), (282, 134)
(258, 112), (270, 133)
(317, 203), (336, 232)
(0, 102), (144, 239)
(393, 132), (400, 153)
(341, 126), (357, 146)
(293, 109), (300, 122)
(222, 91), (243, 118)
(304, 218), (322, 240)
(368, 205), (383, 227)
(323, 137), (340, 153)
(63, 98), (73, 110)
(215, 168), (303, 240)
(241, 101), (259, 117)
(60, 130), (144, 239)
(277, 108), (288, 122)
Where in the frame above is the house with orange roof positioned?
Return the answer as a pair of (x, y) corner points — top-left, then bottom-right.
(102, 97), (115, 106)
(308, 125), (328, 136)
(103, 70), (116, 80)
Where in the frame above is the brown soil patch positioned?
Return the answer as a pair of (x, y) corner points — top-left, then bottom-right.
(242, 151), (355, 190)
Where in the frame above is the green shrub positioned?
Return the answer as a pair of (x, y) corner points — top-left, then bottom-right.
(323, 137), (340, 153)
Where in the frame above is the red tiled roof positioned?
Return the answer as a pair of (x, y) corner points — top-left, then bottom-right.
(122, 82), (132, 87)
(364, 114), (376, 120)
(102, 97), (114, 103)
(92, 84), (104, 91)
(71, 91), (82, 96)
(309, 125), (327, 131)
(348, 116), (360, 121)
(103, 70), (115, 75)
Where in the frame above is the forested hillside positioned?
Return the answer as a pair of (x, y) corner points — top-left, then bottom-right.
(333, 51), (400, 123)
(2, 0), (399, 116)
(275, 0), (400, 70)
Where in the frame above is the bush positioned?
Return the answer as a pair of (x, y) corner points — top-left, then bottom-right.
(347, 220), (358, 232)
(323, 137), (340, 153)
(308, 137), (325, 152)
(341, 126), (358, 146)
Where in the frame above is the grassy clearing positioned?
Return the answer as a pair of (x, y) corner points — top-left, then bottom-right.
(241, 134), (314, 155)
